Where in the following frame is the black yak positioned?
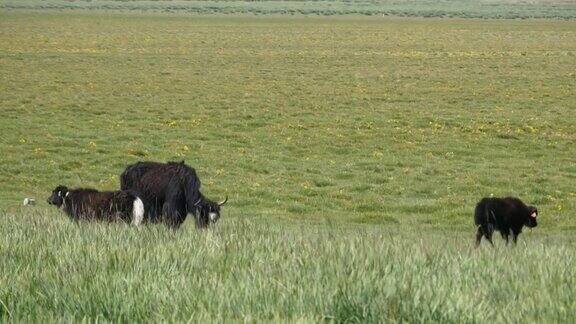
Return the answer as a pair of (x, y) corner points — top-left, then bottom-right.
(47, 185), (144, 225)
(120, 161), (227, 228)
(474, 197), (538, 247)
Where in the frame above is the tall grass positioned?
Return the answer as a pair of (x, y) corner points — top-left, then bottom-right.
(1, 209), (575, 322)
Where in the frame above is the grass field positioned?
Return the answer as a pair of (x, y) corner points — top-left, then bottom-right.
(0, 10), (575, 321)
(2, 212), (576, 322)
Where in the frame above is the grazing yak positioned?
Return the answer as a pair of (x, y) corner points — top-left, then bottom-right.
(474, 197), (538, 247)
(120, 161), (227, 228)
(47, 185), (144, 225)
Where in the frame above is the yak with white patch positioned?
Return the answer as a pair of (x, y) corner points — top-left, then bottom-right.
(474, 197), (538, 247)
(47, 185), (144, 225)
(120, 161), (227, 228)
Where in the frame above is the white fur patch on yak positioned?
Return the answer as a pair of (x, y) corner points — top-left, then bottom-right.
(132, 198), (144, 225)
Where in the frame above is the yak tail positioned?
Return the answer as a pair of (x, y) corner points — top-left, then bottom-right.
(125, 190), (145, 226)
(132, 197), (145, 226)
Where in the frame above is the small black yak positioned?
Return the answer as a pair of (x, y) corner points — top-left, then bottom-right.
(120, 161), (227, 228)
(47, 185), (144, 225)
(474, 197), (538, 247)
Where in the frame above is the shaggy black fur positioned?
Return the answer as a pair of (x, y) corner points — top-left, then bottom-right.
(474, 197), (538, 247)
(120, 161), (226, 228)
(47, 185), (141, 223)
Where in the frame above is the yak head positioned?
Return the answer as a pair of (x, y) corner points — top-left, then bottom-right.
(193, 196), (228, 227)
(526, 206), (538, 228)
(47, 185), (69, 208)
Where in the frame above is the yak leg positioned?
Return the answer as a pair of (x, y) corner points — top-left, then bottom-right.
(174, 203), (187, 228)
(483, 224), (495, 247)
(163, 198), (187, 229)
(501, 230), (510, 245)
(195, 214), (209, 229)
(162, 201), (182, 229)
(485, 233), (494, 247)
(475, 226), (483, 248)
(476, 225), (495, 248)
(512, 228), (521, 245)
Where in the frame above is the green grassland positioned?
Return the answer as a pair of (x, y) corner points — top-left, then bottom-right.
(0, 10), (575, 321)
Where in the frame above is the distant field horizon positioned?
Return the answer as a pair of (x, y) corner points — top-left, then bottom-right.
(2, 0), (576, 19)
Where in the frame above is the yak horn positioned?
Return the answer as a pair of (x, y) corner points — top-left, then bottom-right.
(218, 196), (228, 206)
(194, 198), (202, 206)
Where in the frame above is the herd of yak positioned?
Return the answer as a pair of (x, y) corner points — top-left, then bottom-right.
(47, 161), (227, 229)
(46, 160), (538, 247)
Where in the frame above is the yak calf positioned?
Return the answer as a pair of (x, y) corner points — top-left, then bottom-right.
(47, 185), (144, 225)
(474, 197), (538, 247)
